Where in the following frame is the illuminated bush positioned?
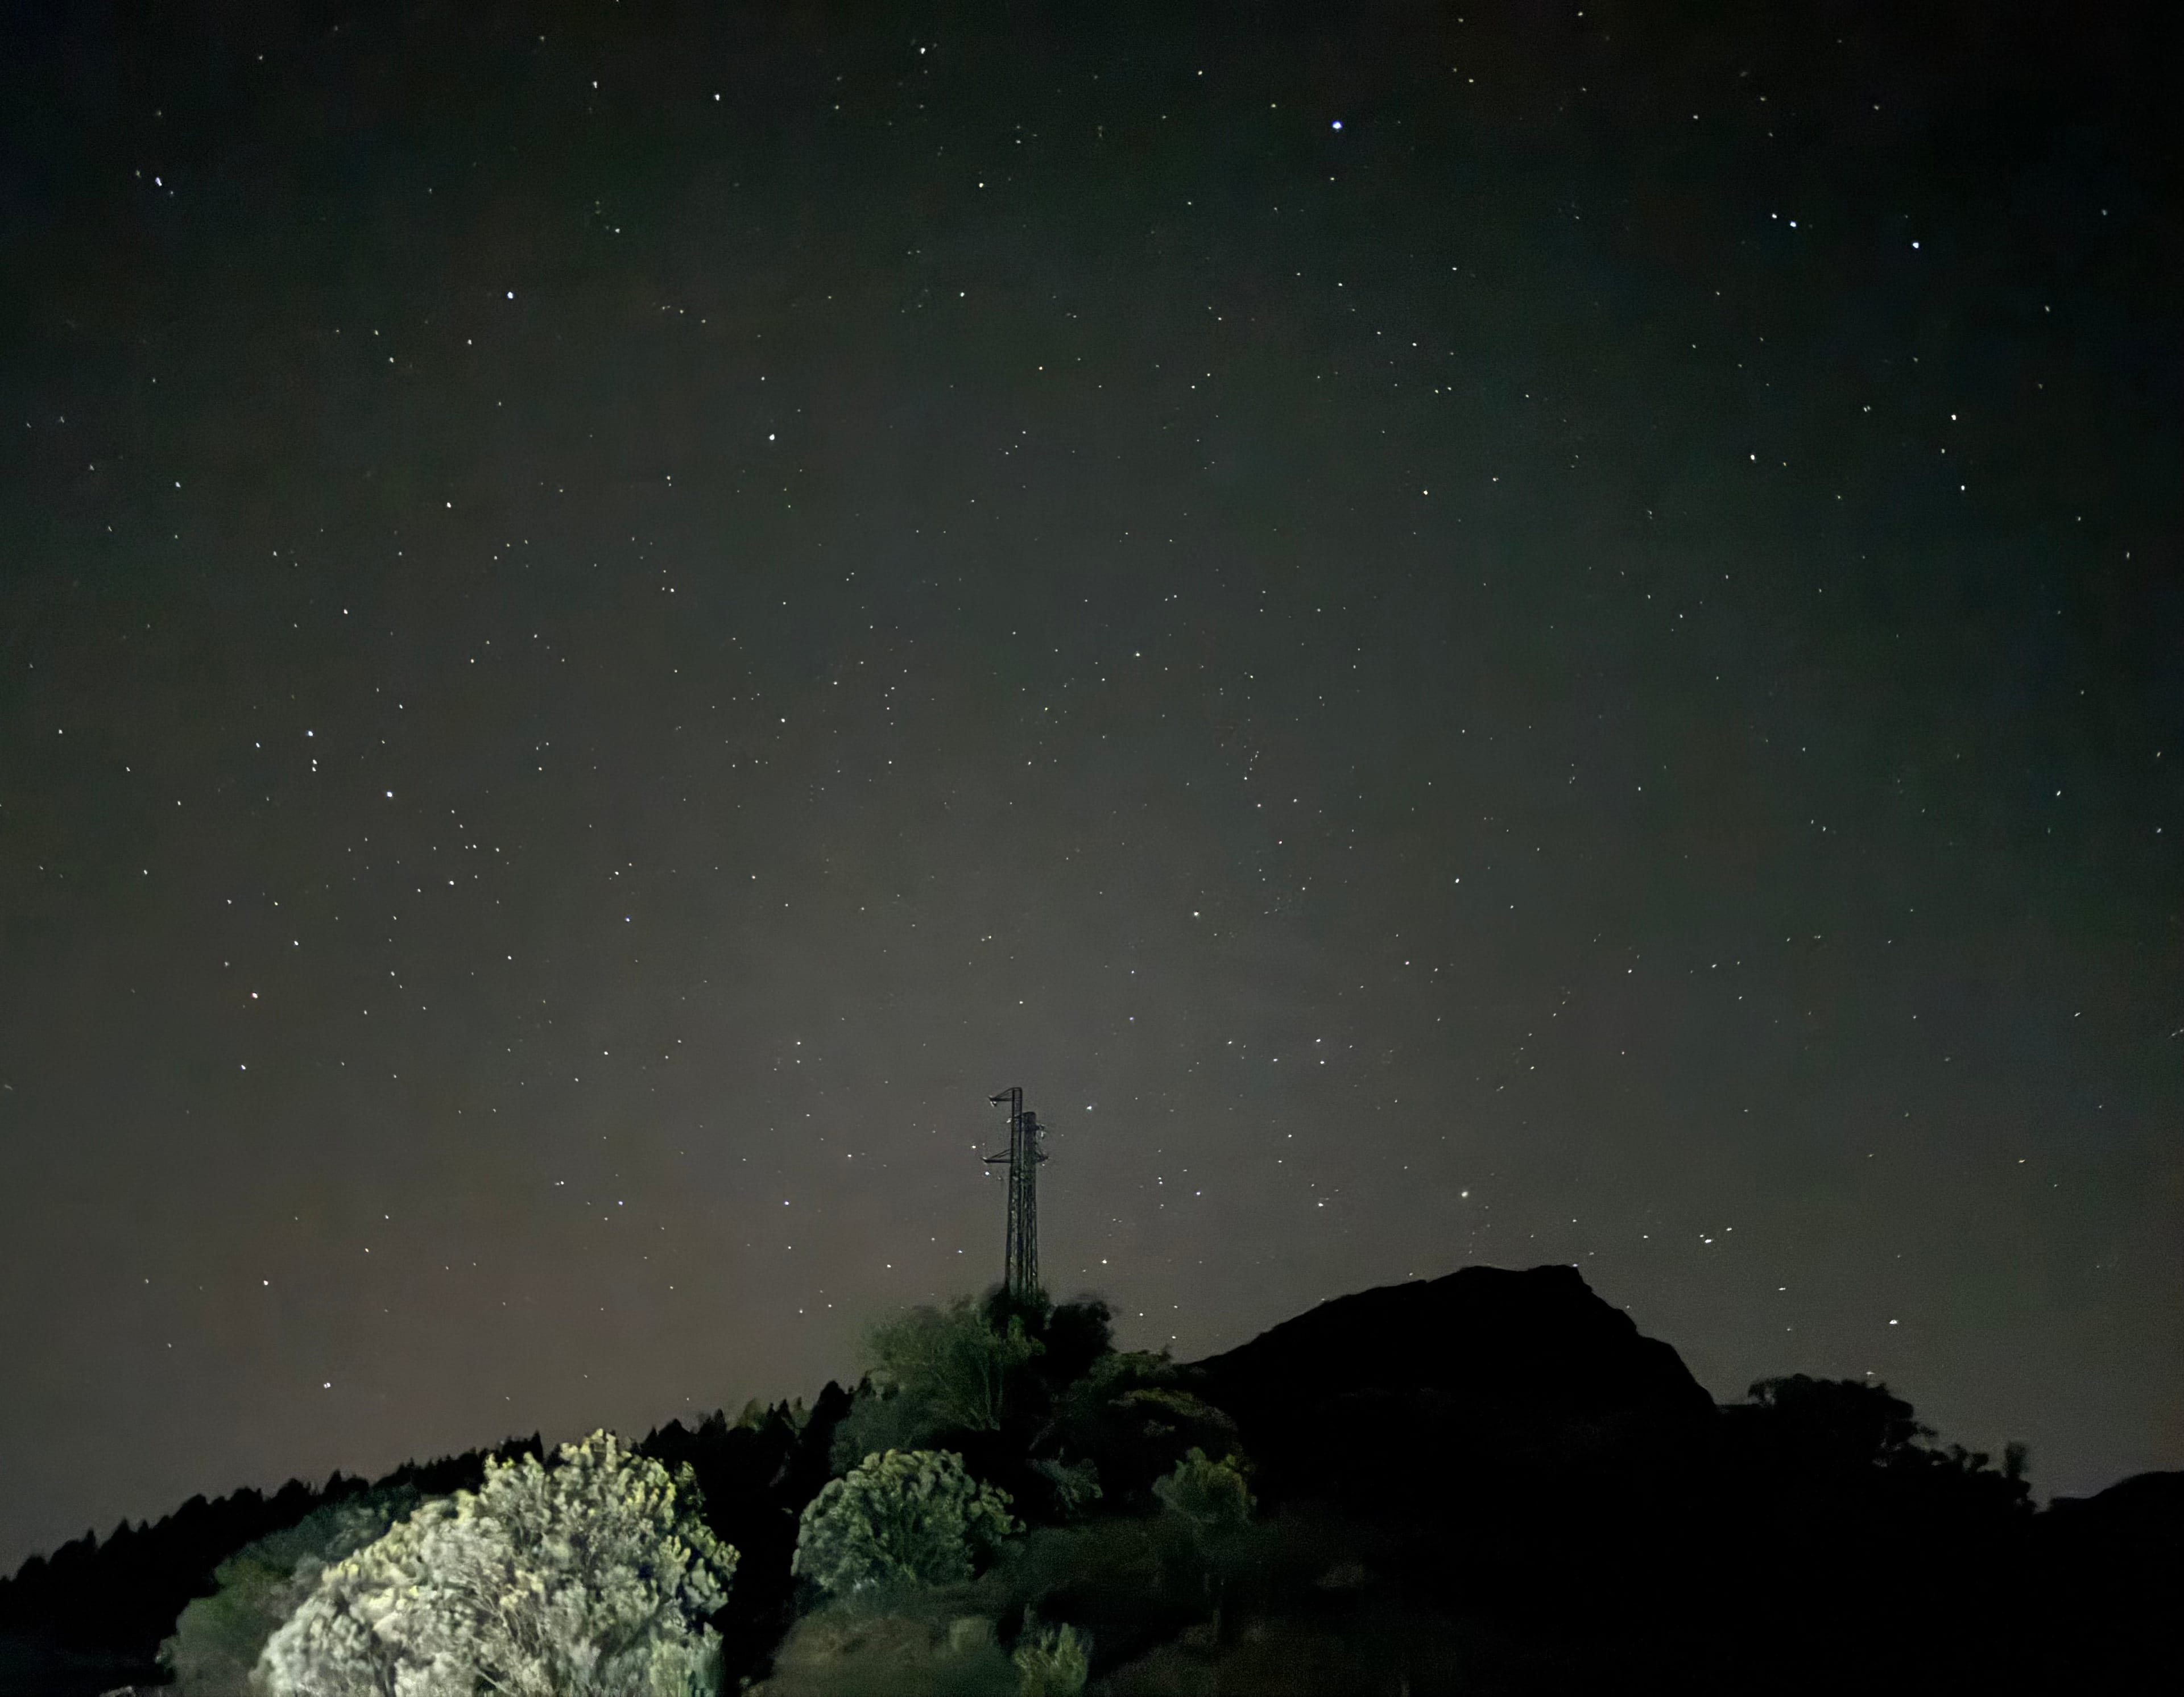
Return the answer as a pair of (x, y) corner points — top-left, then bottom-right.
(793, 1449), (1017, 1596)
(255, 1430), (734, 1697)
(1152, 1448), (1254, 1529)
(159, 1488), (418, 1695)
(1012, 1613), (1090, 1696)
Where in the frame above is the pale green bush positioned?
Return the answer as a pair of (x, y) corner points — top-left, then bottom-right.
(1027, 1458), (1103, 1521)
(1011, 1613), (1089, 1696)
(1151, 1448), (1254, 1530)
(793, 1450), (1016, 1597)
(255, 1430), (734, 1697)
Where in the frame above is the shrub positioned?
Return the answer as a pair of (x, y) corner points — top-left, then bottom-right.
(1040, 1355), (1239, 1508)
(1745, 1375), (1930, 1469)
(832, 1379), (953, 1472)
(256, 1430), (734, 1697)
(159, 1488), (418, 1695)
(865, 1300), (1045, 1434)
(833, 1300), (1049, 1468)
(794, 1450), (1017, 1597)
(1012, 1613), (1090, 1696)
(757, 1607), (1017, 1697)
(1027, 1459), (1103, 1522)
(1152, 1450), (1254, 1530)
(1032, 1300), (1115, 1394)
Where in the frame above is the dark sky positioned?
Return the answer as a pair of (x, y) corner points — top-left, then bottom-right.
(2, 0), (2178, 1571)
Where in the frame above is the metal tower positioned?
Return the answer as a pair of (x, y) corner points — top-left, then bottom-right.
(983, 1086), (1046, 1302)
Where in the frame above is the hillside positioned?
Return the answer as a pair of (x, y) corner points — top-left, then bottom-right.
(3, 1266), (2175, 1696)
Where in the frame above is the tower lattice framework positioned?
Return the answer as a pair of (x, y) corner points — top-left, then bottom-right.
(984, 1086), (1045, 1302)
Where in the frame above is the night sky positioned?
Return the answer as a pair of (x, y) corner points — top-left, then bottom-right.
(2, 1), (2178, 1572)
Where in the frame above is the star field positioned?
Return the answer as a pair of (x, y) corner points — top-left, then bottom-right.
(0, 0), (2177, 1570)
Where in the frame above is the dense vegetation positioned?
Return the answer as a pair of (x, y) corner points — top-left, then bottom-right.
(1, 1265), (2175, 1695)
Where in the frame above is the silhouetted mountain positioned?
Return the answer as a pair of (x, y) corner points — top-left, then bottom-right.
(2029, 1470), (2184, 1689)
(2046, 1466), (2184, 1543)
(1188, 1264), (1716, 1510)
(1194, 1264), (1714, 1424)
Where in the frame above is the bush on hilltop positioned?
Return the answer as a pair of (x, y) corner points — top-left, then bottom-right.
(792, 1450), (1017, 1599)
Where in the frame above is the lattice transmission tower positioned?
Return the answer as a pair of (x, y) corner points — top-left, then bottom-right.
(983, 1086), (1046, 1302)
